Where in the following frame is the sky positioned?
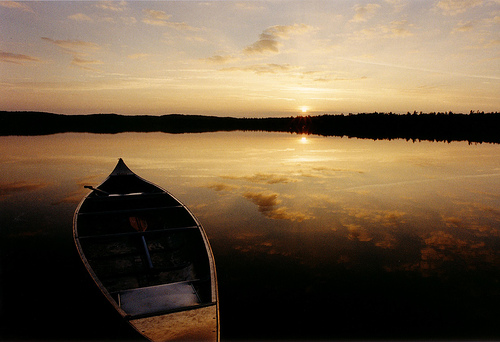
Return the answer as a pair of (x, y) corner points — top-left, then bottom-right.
(0, 0), (499, 117)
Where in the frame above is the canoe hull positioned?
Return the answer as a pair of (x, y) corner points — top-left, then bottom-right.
(73, 159), (218, 341)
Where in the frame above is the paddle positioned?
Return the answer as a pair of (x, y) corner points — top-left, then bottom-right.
(129, 216), (154, 269)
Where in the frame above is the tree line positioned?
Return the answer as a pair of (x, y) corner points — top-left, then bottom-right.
(0, 111), (499, 144)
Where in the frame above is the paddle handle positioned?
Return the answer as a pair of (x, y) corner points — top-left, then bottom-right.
(140, 235), (154, 269)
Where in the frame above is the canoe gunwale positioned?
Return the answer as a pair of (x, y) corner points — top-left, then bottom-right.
(76, 204), (183, 217)
(75, 225), (199, 240)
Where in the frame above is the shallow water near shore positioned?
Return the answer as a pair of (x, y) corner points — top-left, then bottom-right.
(1, 131), (499, 341)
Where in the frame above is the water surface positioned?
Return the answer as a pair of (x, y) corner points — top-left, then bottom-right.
(1, 132), (499, 340)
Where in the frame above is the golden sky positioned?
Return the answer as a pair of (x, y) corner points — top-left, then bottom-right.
(0, 0), (498, 116)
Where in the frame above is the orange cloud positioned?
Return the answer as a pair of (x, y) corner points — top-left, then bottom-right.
(205, 182), (239, 192)
(222, 172), (299, 184)
(265, 207), (312, 222)
(243, 191), (312, 222)
(243, 191), (281, 211)
(346, 224), (373, 242)
(41, 37), (101, 53)
(0, 181), (48, 196)
(71, 56), (103, 71)
(142, 9), (199, 31)
(68, 13), (93, 22)
(95, 1), (127, 12)
(417, 229), (498, 276)
(343, 207), (406, 228)
(0, 51), (40, 65)
(128, 53), (152, 60)
(424, 231), (468, 250)
(436, 0), (483, 15)
(243, 24), (313, 55)
(350, 4), (381, 22)
(202, 55), (239, 64)
(0, 1), (34, 13)
(41, 37), (102, 71)
(221, 63), (294, 75)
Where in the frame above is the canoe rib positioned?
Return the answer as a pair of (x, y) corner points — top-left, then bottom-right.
(73, 158), (219, 342)
(76, 204), (183, 217)
(77, 226), (198, 240)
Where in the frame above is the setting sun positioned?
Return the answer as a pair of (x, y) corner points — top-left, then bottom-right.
(300, 106), (309, 113)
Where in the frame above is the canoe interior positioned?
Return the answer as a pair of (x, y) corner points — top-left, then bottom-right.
(77, 216), (213, 307)
(74, 162), (217, 331)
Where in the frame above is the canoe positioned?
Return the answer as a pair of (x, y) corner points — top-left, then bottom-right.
(73, 159), (219, 341)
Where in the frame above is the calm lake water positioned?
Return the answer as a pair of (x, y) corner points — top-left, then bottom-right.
(1, 132), (499, 341)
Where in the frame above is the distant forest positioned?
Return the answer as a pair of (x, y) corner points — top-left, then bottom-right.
(1, 111), (499, 144)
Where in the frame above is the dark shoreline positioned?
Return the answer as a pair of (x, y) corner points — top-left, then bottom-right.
(1, 111), (499, 144)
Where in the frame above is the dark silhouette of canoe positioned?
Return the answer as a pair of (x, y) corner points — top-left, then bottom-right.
(73, 159), (219, 341)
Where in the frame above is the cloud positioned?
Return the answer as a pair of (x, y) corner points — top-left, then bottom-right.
(99, 15), (137, 25)
(142, 9), (173, 24)
(435, 0), (483, 15)
(68, 13), (93, 22)
(221, 63), (294, 74)
(222, 173), (300, 184)
(202, 54), (239, 64)
(165, 22), (200, 32)
(385, 0), (407, 12)
(308, 194), (338, 208)
(233, 2), (266, 11)
(353, 20), (413, 39)
(375, 233), (397, 249)
(142, 9), (199, 31)
(41, 37), (101, 54)
(71, 56), (104, 71)
(265, 207), (312, 222)
(52, 192), (85, 205)
(266, 23), (313, 38)
(378, 210), (406, 227)
(243, 191), (281, 211)
(205, 182), (239, 192)
(463, 38), (500, 50)
(244, 36), (281, 54)
(342, 207), (407, 229)
(425, 231), (468, 249)
(311, 166), (365, 174)
(41, 37), (102, 71)
(0, 1), (34, 13)
(243, 191), (312, 222)
(0, 51), (40, 65)
(350, 3), (381, 22)
(243, 24), (313, 55)
(442, 215), (462, 228)
(0, 181), (48, 196)
(419, 229), (498, 276)
(384, 20), (413, 37)
(52, 177), (100, 205)
(95, 1), (127, 12)
(128, 53), (152, 60)
(346, 224), (373, 242)
(452, 20), (475, 33)
(119, 16), (137, 25)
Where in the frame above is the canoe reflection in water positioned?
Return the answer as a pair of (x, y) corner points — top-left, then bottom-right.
(73, 158), (219, 341)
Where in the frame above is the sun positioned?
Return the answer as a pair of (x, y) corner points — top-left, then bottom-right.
(300, 106), (309, 113)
